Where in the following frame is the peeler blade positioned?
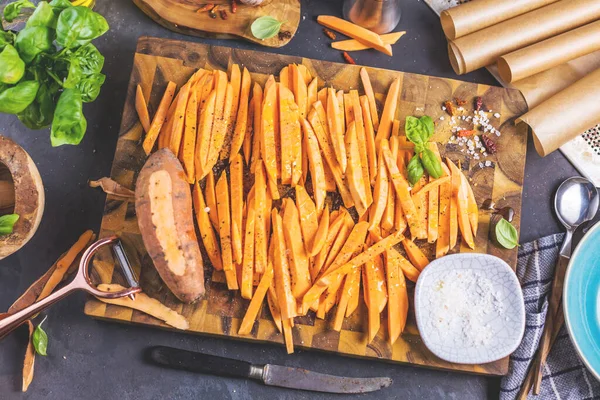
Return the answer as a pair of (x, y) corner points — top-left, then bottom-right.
(111, 240), (140, 300)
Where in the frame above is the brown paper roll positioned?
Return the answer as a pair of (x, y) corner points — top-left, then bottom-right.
(488, 50), (600, 108)
(448, 0), (600, 75)
(498, 21), (600, 83)
(516, 68), (600, 157)
(440, 0), (558, 40)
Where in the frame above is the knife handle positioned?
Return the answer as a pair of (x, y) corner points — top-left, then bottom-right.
(146, 346), (257, 380)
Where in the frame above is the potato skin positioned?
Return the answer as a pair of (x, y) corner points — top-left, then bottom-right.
(135, 149), (205, 303)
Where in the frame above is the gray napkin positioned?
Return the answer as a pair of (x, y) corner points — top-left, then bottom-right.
(500, 233), (600, 399)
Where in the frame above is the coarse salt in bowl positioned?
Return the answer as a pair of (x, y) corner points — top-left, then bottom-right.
(414, 253), (525, 364)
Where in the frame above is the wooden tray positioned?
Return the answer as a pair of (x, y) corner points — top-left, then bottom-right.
(133, 0), (301, 48)
(84, 36), (528, 376)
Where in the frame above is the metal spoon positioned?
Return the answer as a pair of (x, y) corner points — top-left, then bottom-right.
(528, 176), (599, 394)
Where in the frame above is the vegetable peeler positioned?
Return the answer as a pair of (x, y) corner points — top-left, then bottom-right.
(0, 236), (141, 340)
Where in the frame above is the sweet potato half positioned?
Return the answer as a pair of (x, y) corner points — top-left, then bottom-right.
(135, 149), (205, 303)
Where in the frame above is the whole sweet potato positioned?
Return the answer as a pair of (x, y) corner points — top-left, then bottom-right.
(135, 149), (205, 303)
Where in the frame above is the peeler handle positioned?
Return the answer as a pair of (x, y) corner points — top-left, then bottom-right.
(0, 283), (76, 340)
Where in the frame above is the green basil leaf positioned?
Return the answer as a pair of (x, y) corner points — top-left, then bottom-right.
(251, 16), (283, 40)
(76, 72), (104, 102)
(72, 43), (104, 75)
(56, 6), (109, 49)
(26, 1), (57, 29)
(15, 26), (54, 64)
(0, 213), (19, 235)
(18, 82), (55, 129)
(405, 116), (428, 146)
(49, 0), (72, 11)
(0, 30), (16, 51)
(33, 316), (48, 356)
(51, 88), (87, 146)
(3, 0), (36, 22)
(0, 44), (25, 84)
(421, 148), (443, 179)
(0, 80), (39, 114)
(63, 57), (82, 88)
(495, 218), (519, 249)
(407, 154), (424, 186)
(419, 115), (434, 138)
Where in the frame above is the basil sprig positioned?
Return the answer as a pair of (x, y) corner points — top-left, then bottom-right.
(495, 218), (519, 249)
(404, 115), (443, 184)
(33, 316), (49, 356)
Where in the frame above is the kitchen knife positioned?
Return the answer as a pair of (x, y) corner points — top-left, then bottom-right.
(146, 346), (392, 394)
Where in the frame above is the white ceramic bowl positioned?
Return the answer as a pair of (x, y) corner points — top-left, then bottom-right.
(414, 253), (525, 364)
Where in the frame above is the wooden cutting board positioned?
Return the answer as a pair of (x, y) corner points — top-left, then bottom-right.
(133, 0), (301, 48)
(84, 36), (528, 376)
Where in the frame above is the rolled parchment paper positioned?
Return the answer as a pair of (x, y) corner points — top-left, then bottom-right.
(498, 21), (600, 83)
(448, 0), (600, 75)
(440, 0), (558, 40)
(488, 50), (600, 108)
(516, 68), (600, 157)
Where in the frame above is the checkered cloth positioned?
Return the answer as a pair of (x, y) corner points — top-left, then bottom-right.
(500, 233), (600, 399)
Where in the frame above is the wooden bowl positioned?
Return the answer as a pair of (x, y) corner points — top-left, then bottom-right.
(0, 136), (44, 260)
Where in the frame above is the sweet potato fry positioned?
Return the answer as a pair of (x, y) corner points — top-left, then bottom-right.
(143, 81), (176, 155)
(298, 64), (312, 85)
(241, 194), (256, 299)
(436, 163), (452, 258)
(375, 78), (400, 147)
(364, 257), (383, 342)
(216, 172), (238, 290)
(382, 136), (397, 233)
(311, 211), (345, 282)
(327, 88), (347, 173)
(385, 251), (408, 344)
(346, 263), (361, 317)
(158, 91), (178, 150)
(242, 96), (254, 165)
(230, 153), (244, 264)
(350, 90), (372, 204)
(391, 119), (400, 137)
(135, 84), (151, 133)
(230, 67), (252, 159)
(402, 238), (430, 271)
(239, 262), (273, 335)
(447, 159), (475, 249)
(282, 318), (294, 354)
(307, 77), (318, 111)
(387, 246), (420, 282)
(261, 81), (280, 185)
(311, 205), (330, 258)
(168, 83), (191, 157)
(322, 160), (337, 192)
(204, 83), (234, 175)
(360, 95), (378, 183)
(317, 88), (327, 107)
(279, 66), (290, 89)
(343, 93), (354, 128)
(197, 73), (215, 113)
(295, 186), (319, 255)
(282, 199), (311, 299)
(301, 118), (326, 212)
(463, 171), (479, 236)
(332, 31), (406, 51)
(336, 90), (345, 132)
(97, 284), (189, 329)
(254, 163), (268, 275)
(229, 64), (241, 122)
(412, 176), (451, 196)
(204, 170), (219, 229)
(267, 285), (283, 333)
(411, 177), (429, 240)
(192, 183), (223, 271)
(369, 152), (388, 231)
(333, 274), (351, 331)
(279, 84), (302, 186)
(250, 83), (263, 172)
(345, 122), (368, 216)
(22, 320), (35, 392)
(181, 90), (198, 183)
(291, 64), (308, 119)
(321, 216), (353, 277)
(195, 90), (217, 180)
(427, 177), (440, 243)
(359, 68), (379, 130)
(317, 15), (393, 56)
(272, 209), (297, 320)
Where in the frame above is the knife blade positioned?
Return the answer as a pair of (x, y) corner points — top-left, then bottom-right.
(146, 346), (392, 394)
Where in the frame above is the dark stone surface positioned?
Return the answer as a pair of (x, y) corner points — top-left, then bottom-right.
(0, 0), (580, 399)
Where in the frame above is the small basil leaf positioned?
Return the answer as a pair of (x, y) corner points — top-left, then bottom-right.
(51, 88), (87, 146)
(26, 1), (57, 29)
(251, 16), (283, 40)
(0, 30), (16, 51)
(495, 218), (519, 249)
(76, 72), (104, 102)
(63, 57), (82, 88)
(407, 154), (424, 186)
(0, 80), (39, 114)
(15, 26), (54, 64)
(18, 82), (55, 129)
(33, 316), (48, 356)
(405, 116), (428, 146)
(73, 43), (104, 75)
(0, 213), (19, 235)
(3, 0), (36, 22)
(0, 44), (25, 84)
(56, 6), (109, 49)
(419, 115), (434, 138)
(421, 148), (443, 179)
(49, 0), (72, 11)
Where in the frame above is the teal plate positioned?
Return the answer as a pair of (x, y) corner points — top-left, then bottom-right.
(564, 221), (600, 380)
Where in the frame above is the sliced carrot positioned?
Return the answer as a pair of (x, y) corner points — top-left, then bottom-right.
(195, 90), (217, 180)
(402, 238), (430, 271)
(143, 81), (176, 155)
(261, 82), (280, 188)
(204, 170), (219, 230)
(327, 88), (347, 173)
(447, 159), (475, 249)
(250, 83), (263, 172)
(436, 163), (452, 258)
(291, 64), (308, 119)
(345, 122), (368, 216)
(242, 96), (254, 165)
(216, 172), (237, 290)
(350, 90), (372, 206)
(239, 262), (273, 335)
(360, 95), (378, 183)
(230, 67), (252, 159)
(254, 162), (268, 275)
(369, 151), (389, 231)
(281, 199), (311, 300)
(301, 118), (326, 212)
(311, 205), (330, 258)
(135, 84), (151, 133)
(192, 183), (223, 271)
(272, 209), (297, 320)
(375, 78), (400, 147)
(230, 153), (244, 264)
(295, 186), (319, 255)
(385, 250), (408, 344)
(332, 31), (406, 51)
(317, 15), (393, 56)
(359, 68), (379, 131)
